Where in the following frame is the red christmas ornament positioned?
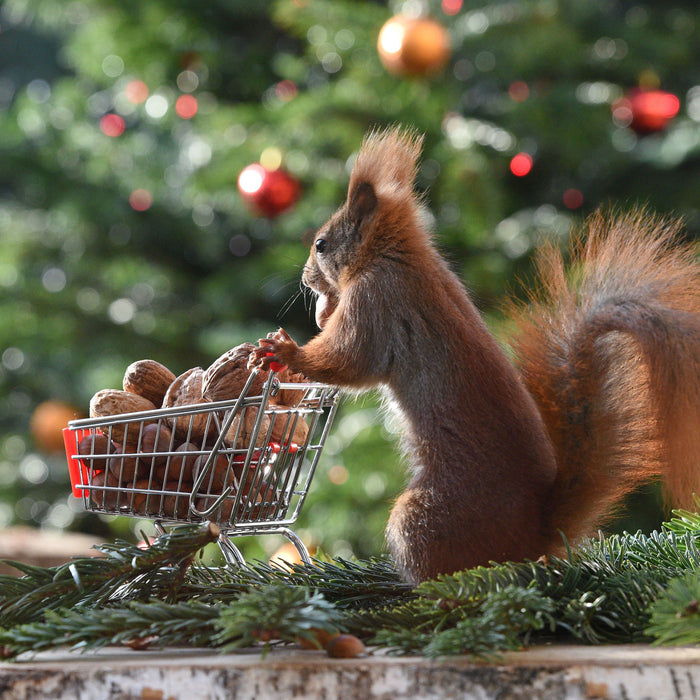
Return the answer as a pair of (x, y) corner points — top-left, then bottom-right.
(378, 15), (451, 77)
(612, 89), (680, 135)
(237, 164), (300, 218)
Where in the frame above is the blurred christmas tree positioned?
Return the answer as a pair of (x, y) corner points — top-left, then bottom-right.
(0, 0), (698, 557)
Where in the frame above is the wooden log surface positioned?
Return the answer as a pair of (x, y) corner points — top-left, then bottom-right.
(2, 643), (700, 700)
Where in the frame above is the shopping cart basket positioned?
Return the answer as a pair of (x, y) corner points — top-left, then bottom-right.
(63, 368), (339, 565)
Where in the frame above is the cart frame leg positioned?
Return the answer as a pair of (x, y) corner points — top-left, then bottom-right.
(217, 534), (247, 567)
(216, 526), (312, 568)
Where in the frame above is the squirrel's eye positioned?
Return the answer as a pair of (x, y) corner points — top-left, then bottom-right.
(315, 238), (327, 254)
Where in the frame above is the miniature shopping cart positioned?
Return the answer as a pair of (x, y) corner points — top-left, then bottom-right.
(63, 369), (339, 565)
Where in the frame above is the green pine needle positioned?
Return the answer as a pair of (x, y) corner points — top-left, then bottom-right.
(0, 522), (220, 626)
(646, 571), (700, 646)
(184, 555), (412, 609)
(212, 583), (343, 653)
(372, 584), (555, 659)
(0, 600), (220, 657)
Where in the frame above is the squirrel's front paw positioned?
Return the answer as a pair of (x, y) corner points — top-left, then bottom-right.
(252, 329), (299, 372)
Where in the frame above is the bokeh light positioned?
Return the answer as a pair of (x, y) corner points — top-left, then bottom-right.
(99, 113), (125, 137)
(176, 70), (199, 93)
(563, 188), (584, 209)
(275, 80), (297, 102)
(229, 233), (252, 257)
(108, 297), (136, 324)
(509, 81), (530, 102)
(101, 54), (124, 78)
(260, 147), (283, 171)
(129, 188), (153, 211)
(175, 94), (198, 119)
(378, 18), (405, 56)
(238, 164), (266, 195)
(328, 464), (349, 485)
(125, 80), (149, 104)
(510, 152), (533, 176)
(442, 0), (463, 15)
(145, 94), (168, 119)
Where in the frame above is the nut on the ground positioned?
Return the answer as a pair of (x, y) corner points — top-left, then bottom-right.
(326, 634), (366, 658)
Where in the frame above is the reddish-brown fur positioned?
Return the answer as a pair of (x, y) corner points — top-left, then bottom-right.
(255, 127), (700, 584)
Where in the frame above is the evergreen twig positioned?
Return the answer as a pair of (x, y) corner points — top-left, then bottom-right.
(0, 522), (220, 626)
(0, 600), (220, 656)
(646, 571), (700, 645)
(183, 555), (412, 609)
(212, 583), (344, 653)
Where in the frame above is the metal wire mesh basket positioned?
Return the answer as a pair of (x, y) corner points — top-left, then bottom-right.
(63, 369), (339, 565)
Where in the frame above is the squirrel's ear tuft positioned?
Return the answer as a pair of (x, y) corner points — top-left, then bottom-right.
(349, 125), (423, 196)
(348, 181), (378, 228)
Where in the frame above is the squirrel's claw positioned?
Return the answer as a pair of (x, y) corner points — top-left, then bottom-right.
(252, 334), (291, 372)
(251, 339), (276, 368)
(267, 327), (293, 343)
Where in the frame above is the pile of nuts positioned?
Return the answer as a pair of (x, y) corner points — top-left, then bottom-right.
(77, 336), (310, 521)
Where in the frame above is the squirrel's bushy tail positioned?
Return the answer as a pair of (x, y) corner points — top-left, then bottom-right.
(509, 209), (700, 545)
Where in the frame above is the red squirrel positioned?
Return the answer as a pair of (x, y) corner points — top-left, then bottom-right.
(254, 126), (700, 584)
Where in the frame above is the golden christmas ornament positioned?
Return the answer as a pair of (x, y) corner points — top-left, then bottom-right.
(378, 15), (451, 77)
(31, 400), (81, 453)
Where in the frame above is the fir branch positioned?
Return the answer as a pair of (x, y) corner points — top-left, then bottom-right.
(2, 513), (700, 660)
(183, 555), (412, 609)
(371, 585), (555, 658)
(646, 571), (700, 646)
(0, 561), (56, 605)
(0, 600), (220, 658)
(425, 584), (555, 659)
(0, 585), (343, 659)
(0, 523), (220, 626)
(343, 598), (440, 643)
(302, 556), (414, 607)
(583, 527), (700, 577)
(658, 508), (700, 539)
(212, 583), (344, 653)
(348, 525), (700, 655)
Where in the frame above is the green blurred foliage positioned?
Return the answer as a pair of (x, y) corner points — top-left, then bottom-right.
(0, 0), (698, 559)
